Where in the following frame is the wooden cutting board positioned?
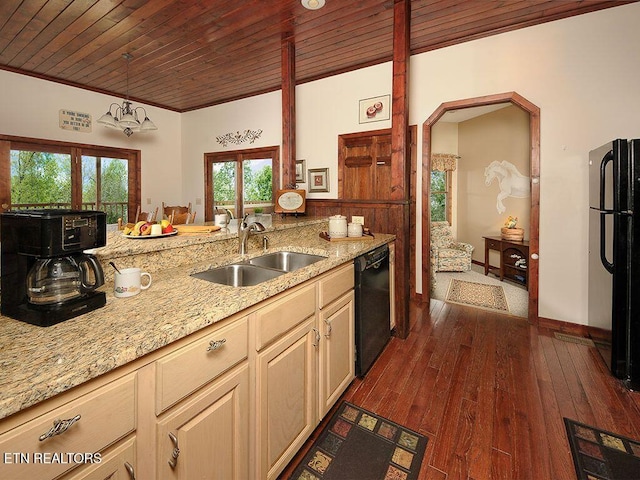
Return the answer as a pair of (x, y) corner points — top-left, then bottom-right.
(175, 225), (222, 234)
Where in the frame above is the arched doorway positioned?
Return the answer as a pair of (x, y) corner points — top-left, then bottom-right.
(421, 92), (540, 323)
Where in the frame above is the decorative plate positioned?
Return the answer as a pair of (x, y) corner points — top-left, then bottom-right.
(275, 189), (306, 214)
(123, 230), (178, 239)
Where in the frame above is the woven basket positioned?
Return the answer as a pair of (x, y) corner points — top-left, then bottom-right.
(501, 227), (524, 241)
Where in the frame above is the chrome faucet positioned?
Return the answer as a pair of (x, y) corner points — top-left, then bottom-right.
(239, 219), (265, 254)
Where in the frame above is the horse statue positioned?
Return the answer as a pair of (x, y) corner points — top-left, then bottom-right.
(484, 160), (530, 214)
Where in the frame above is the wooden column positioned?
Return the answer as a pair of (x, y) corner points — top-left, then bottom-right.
(281, 34), (296, 188)
(391, 0), (411, 338)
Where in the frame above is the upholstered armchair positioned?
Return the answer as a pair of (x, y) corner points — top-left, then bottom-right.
(430, 221), (474, 272)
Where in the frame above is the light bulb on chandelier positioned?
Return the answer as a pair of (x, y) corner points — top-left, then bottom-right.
(97, 53), (157, 137)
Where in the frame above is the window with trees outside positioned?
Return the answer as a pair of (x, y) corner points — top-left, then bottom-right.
(204, 146), (279, 221)
(430, 170), (451, 222)
(0, 135), (141, 224)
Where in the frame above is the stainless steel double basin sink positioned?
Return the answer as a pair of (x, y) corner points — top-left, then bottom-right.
(191, 251), (326, 287)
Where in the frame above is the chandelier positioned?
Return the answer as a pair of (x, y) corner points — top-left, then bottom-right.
(97, 53), (157, 137)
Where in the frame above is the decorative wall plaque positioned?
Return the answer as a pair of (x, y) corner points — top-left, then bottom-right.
(216, 129), (263, 146)
(59, 109), (92, 132)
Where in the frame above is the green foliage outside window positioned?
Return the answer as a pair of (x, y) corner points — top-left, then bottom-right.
(11, 150), (129, 224)
(212, 159), (273, 213)
(10, 151), (71, 206)
(430, 170), (447, 222)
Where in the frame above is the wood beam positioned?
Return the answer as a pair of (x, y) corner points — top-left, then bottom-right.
(391, 0), (411, 339)
(281, 33), (296, 188)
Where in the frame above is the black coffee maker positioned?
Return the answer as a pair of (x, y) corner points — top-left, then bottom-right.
(1, 209), (107, 326)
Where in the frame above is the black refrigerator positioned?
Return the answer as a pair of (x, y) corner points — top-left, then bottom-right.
(588, 139), (640, 390)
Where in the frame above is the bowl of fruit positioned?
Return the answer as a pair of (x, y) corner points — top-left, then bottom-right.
(122, 219), (177, 238)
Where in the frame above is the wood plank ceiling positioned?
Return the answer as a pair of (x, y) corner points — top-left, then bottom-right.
(0, 0), (629, 112)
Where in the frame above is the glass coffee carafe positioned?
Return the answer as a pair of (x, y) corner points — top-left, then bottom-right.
(26, 254), (105, 305)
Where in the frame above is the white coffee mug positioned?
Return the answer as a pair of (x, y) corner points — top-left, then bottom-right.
(214, 213), (228, 227)
(114, 268), (152, 298)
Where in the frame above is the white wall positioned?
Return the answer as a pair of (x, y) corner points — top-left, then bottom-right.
(0, 70), (181, 215)
(180, 92), (282, 219)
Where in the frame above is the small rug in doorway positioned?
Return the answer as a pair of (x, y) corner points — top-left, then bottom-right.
(286, 401), (428, 480)
(445, 278), (509, 313)
(565, 418), (640, 479)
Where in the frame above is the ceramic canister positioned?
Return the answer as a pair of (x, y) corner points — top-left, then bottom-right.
(347, 222), (363, 237)
(328, 215), (348, 238)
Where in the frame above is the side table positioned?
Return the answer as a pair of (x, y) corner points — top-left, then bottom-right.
(483, 235), (529, 289)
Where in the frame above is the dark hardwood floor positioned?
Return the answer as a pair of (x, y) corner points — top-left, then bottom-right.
(280, 299), (640, 479)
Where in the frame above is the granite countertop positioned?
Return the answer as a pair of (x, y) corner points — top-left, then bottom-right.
(0, 217), (394, 421)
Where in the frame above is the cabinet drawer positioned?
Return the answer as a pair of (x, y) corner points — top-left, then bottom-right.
(255, 283), (316, 351)
(318, 263), (354, 309)
(156, 316), (248, 414)
(0, 373), (136, 480)
(486, 238), (501, 250)
(60, 436), (135, 480)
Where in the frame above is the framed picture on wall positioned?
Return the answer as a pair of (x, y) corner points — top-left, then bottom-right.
(295, 159), (306, 183)
(359, 94), (391, 123)
(308, 168), (329, 193)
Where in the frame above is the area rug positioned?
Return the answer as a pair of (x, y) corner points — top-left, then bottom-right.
(287, 401), (428, 480)
(565, 418), (640, 479)
(445, 278), (509, 313)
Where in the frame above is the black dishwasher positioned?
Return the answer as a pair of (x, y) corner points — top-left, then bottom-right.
(354, 244), (391, 377)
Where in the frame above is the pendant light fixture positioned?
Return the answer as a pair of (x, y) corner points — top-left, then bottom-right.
(301, 0), (325, 10)
(97, 53), (157, 137)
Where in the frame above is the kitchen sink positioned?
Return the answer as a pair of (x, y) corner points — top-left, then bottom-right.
(192, 251), (326, 287)
(192, 263), (284, 287)
(248, 251), (326, 272)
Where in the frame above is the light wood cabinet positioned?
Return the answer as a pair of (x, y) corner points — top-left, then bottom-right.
(255, 318), (317, 480)
(318, 290), (355, 419)
(156, 363), (250, 480)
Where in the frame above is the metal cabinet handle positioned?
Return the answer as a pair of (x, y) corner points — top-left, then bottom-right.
(207, 338), (226, 352)
(38, 414), (81, 441)
(312, 327), (321, 347)
(324, 319), (332, 338)
(168, 432), (180, 469)
(124, 462), (136, 480)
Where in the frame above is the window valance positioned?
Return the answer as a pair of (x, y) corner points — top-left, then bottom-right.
(431, 153), (460, 171)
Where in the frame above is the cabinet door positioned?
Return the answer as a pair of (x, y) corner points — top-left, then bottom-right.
(319, 291), (355, 419)
(156, 364), (250, 480)
(59, 437), (136, 480)
(256, 318), (317, 480)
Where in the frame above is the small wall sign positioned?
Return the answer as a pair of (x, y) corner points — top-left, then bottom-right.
(59, 109), (92, 132)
